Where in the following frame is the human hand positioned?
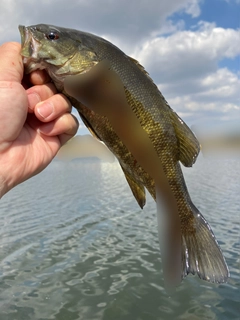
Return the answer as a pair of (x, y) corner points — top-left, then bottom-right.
(0, 42), (79, 197)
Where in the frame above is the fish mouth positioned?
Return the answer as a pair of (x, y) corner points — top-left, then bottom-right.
(19, 25), (26, 47)
(18, 25), (33, 58)
(18, 25), (44, 74)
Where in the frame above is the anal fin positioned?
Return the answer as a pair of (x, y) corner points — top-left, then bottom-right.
(120, 164), (146, 209)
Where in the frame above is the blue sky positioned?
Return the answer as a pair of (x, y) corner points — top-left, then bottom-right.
(0, 0), (239, 136)
(171, 0), (240, 73)
(200, 0), (239, 29)
(176, 0), (240, 30)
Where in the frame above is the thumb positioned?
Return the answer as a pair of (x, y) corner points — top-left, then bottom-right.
(0, 42), (23, 82)
(0, 82), (28, 149)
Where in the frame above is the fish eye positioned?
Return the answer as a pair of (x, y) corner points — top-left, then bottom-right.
(46, 31), (59, 40)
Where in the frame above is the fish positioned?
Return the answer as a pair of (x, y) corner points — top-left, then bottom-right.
(19, 24), (229, 284)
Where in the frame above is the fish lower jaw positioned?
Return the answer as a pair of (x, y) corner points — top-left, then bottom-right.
(23, 58), (47, 74)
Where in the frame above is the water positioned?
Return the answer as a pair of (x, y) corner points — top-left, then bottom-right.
(0, 156), (239, 320)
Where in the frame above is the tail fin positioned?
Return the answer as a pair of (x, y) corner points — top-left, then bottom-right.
(181, 204), (229, 283)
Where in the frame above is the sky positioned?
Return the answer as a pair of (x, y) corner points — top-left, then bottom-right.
(0, 0), (239, 136)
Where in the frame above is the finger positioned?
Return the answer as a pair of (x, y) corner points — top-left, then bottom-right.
(38, 114), (79, 145)
(22, 70), (51, 89)
(0, 81), (28, 147)
(26, 83), (57, 112)
(58, 128), (79, 146)
(35, 94), (72, 122)
(28, 70), (51, 85)
(0, 42), (23, 82)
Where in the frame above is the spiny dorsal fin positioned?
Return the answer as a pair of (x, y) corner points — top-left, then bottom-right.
(170, 111), (200, 167)
(120, 164), (146, 209)
(128, 57), (157, 85)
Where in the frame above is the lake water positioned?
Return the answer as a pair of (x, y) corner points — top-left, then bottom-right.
(0, 155), (239, 320)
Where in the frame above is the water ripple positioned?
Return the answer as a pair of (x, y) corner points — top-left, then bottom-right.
(0, 157), (239, 319)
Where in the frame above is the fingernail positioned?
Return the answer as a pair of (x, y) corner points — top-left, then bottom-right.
(28, 93), (41, 111)
(37, 102), (54, 119)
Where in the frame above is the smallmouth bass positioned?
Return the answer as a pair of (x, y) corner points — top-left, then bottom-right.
(19, 24), (229, 283)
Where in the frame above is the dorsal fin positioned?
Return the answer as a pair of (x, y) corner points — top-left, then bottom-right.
(128, 57), (157, 86)
(129, 57), (150, 75)
(170, 111), (200, 167)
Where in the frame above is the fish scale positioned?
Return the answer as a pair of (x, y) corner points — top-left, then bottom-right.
(19, 24), (229, 284)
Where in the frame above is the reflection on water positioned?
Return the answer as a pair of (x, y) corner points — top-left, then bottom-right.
(0, 156), (239, 320)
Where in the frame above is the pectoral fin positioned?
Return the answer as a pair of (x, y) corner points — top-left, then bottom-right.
(120, 164), (146, 209)
(170, 111), (200, 167)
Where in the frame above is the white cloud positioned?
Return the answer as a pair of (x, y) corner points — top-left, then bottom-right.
(131, 22), (240, 124)
(133, 22), (240, 83)
(0, 0), (202, 46)
(0, 0), (238, 127)
(161, 67), (240, 123)
(184, 0), (202, 17)
(200, 68), (239, 99)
